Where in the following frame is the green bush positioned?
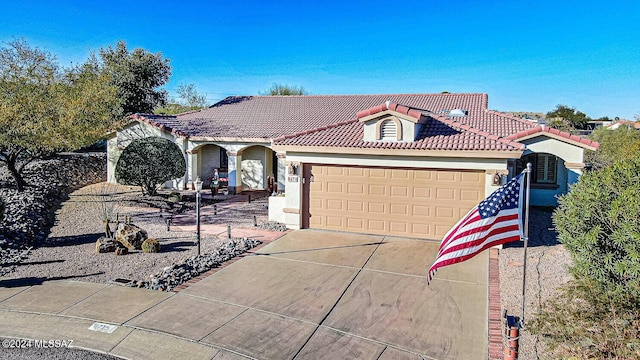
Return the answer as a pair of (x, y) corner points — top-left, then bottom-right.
(554, 159), (640, 297)
(530, 159), (640, 358)
(587, 127), (640, 169)
(115, 137), (186, 196)
(141, 238), (160, 253)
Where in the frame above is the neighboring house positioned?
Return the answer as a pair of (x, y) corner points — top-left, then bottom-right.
(106, 93), (598, 240)
(605, 119), (640, 130)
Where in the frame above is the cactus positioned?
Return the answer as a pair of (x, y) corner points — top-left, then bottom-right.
(141, 238), (160, 253)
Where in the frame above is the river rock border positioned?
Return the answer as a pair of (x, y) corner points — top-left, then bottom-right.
(124, 237), (261, 292)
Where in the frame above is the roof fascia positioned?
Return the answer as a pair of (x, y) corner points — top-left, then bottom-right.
(515, 132), (598, 151)
(272, 144), (522, 159)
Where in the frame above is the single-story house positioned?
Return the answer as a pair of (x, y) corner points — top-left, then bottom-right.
(107, 93), (598, 240)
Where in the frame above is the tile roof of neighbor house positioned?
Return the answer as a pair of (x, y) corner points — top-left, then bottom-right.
(130, 93), (597, 152)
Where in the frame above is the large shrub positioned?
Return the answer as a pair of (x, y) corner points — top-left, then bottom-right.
(530, 159), (640, 358)
(115, 137), (185, 196)
(554, 159), (640, 295)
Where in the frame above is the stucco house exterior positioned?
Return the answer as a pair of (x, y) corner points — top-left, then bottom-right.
(106, 93), (598, 240)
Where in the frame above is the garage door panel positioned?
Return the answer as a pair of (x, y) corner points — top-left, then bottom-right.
(367, 220), (386, 231)
(460, 189), (482, 201)
(436, 188), (456, 200)
(390, 186), (408, 197)
(347, 218), (364, 230)
(327, 199), (344, 210)
(389, 222), (408, 233)
(461, 171), (482, 183)
(307, 165), (484, 239)
(369, 168), (387, 178)
(368, 184), (386, 196)
(391, 169), (410, 179)
(348, 183), (364, 194)
(435, 206), (455, 219)
(326, 216), (344, 227)
(436, 172), (456, 181)
(327, 182), (343, 193)
(368, 202), (386, 213)
(413, 187), (431, 199)
(327, 167), (344, 176)
(390, 204), (408, 215)
(347, 201), (364, 211)
(412, 205), (430, 217)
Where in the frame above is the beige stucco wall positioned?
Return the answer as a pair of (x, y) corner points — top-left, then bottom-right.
(362, 117), (417, 142)
(521, 136), (585, 165)
(277, 152), (509, 229)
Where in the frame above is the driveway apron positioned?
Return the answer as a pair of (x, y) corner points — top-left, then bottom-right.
(0, 229), (488, 360)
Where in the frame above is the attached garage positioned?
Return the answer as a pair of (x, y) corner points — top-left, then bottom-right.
(302, 164), (485, 240)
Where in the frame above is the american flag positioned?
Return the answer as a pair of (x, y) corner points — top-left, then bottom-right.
(427, 173), (525, 285)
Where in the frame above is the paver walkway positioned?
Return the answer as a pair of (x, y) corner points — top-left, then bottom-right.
(0, 229), (489, 360)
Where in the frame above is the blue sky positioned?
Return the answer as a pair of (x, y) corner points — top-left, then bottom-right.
(1, 0), (638, 119)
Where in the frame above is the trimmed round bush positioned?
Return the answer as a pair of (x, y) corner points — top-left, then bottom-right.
(141, 238), (160, 253)
(115, 137), (186, 196)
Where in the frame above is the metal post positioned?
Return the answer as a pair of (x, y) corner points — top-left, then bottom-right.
(196, 190), (201, 256)
(253, 215), (257, 227)
(166, 218), (171, 232)
(248, 194), (251, 203)
(227, 224), (231, 239)
(520, 163), (532, 328)
(214, 204), (217, 215)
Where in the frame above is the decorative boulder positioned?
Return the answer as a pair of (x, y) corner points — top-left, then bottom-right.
(114, 247), (128, 256)
(141, 238), (160, 253)
(115, 223), (148, 250)
(95, 237), (119, 253)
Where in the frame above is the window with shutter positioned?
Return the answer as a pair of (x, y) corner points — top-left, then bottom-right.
(380, 120), (397, 141)
(516, 153), (559, 185)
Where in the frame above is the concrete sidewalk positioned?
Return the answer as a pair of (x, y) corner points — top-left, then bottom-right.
(0, 230), (490, 360)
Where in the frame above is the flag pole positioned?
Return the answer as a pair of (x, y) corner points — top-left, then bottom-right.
(520, 162), (532, 328)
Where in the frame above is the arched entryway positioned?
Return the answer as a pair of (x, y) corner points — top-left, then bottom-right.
(238, 145), (277, 191)
(516, 152), (568, 206)
(197, 144), (229, 187)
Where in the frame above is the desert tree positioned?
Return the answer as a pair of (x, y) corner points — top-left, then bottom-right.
(99, 40), (171, 117)
(0, 39), (121, 191)
(155, 83), (207, 115)
(546, 104), (591, 130)
(261, 83), (308, 96)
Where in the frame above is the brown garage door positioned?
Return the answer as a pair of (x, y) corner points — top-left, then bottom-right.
(304, 165), (485, 239)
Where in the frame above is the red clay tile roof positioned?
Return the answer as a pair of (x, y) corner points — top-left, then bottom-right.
(274, 111), (526, 151)
(506, 125), (600, 148)
(139, 93), (491, 139)
(129, 93), (597, 152)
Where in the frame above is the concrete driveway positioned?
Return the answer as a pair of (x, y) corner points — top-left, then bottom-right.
(0, 230), (489, 360)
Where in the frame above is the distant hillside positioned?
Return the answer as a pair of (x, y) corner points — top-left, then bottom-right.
(503, 111), (546, 121)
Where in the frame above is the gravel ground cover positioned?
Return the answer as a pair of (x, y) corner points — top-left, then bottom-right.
(2, 183), (271, 286)
(499, 207), (573, 360)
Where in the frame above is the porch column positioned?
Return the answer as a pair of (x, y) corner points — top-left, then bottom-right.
(227, 151), (243, 194)
(276, 152), (287, 193)
(187, 149), (199, 190)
